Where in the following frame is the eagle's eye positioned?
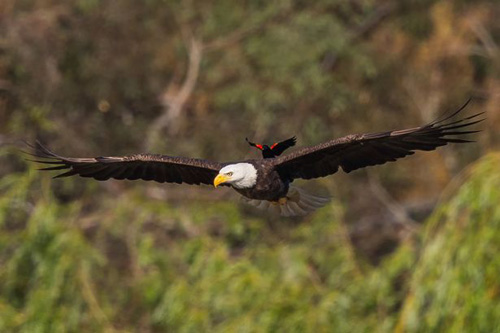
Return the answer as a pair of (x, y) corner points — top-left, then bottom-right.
(226, 172), (233, 176)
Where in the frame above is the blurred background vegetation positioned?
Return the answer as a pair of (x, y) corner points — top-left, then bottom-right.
(0, 0), (499, 332)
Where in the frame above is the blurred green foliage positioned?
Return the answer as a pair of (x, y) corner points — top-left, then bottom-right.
(0, 152), (499, 332)
(0, 0), (499, 332)
(397, 153), (500, 332)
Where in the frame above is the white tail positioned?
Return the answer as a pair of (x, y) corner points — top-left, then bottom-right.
(241, 186), (330, 217)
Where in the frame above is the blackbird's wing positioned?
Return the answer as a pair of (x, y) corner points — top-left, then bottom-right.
(270, 136), (297, 156)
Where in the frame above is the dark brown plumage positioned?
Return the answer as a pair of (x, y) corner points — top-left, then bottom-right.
(28, 100), (482, 216)
(27, 142), (222, 185)
(275, 100), (482, 181)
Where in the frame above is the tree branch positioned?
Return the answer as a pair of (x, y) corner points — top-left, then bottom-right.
(321, 2), (396, 71)
(145, 5), (293, 150)
(146, 34), (202, 150)
(367, 171), (420, 235)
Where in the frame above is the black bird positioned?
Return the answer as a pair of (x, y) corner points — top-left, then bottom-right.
(246, 136), (296, 158)
(28, 100), (482, 216)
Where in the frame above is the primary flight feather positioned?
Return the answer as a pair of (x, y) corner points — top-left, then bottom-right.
(29, 100), (482, 216)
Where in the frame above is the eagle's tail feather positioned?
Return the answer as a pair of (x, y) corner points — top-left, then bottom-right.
(242, 186), (330, 217)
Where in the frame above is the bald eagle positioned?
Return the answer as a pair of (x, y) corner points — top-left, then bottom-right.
(28, 101), (482, 216)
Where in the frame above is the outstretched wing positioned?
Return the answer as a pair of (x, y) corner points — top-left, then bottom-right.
(245, 138), (264, 150)
(270, 136), (296, 156)
(27, 141), (223, 185)
(274, 100), (483, 181)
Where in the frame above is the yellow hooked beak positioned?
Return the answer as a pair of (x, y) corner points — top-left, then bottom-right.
(213, 174), (230, 188)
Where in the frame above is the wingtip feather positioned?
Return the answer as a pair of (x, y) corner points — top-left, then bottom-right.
(430, 97), (474, 126)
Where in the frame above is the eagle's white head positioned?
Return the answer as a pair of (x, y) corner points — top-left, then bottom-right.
(213, 163), (257, 189)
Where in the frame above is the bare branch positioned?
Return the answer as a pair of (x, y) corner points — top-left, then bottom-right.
(145, 6), (292, 150)
(203, 23), (263, 52)
(321, 2), (396, 71)
(146, 34), (203, 150)
(203, 8), (290, 52)
(367, 171), (420, 235)
(469, 20), (498, 58)
(351, 2), (396, 41)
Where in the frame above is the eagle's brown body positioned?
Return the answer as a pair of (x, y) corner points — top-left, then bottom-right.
(234, 160), (289, 201)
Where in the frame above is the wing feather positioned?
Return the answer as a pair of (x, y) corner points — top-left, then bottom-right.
(28, 141), (223, 186)
(274, 101), (483, 181)
(270, 136), (297, 156)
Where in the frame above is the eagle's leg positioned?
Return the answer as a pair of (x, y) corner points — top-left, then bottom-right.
(271, 197), (288, 206)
